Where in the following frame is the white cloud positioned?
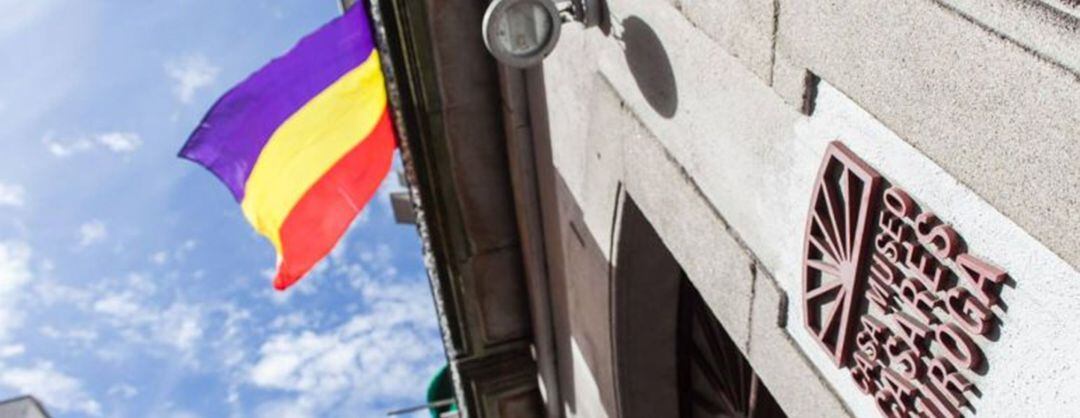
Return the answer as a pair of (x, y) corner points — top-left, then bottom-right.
(0, 182), (25, 207)
(150, 251), (169, 265)
(0, 1), (62, 40)
(0, 344), (24, 358)
(107, 383), (138, 399)
(150, 239), (198, 266)
(269, 312), (310, 331)
(246, 230), (441, 416)
(156, 303), (204, 354)
(0, 241), (32, 341)
(29, 270), (253, 376)
(248, 276), (442, 417)
(360, 243), (394, 266)
(93, 292), (141, 317)
(87, 273), (250, 368)
(125, 273), (157, 295)
(39, 326), (99, 348)
(0, 362), (101, 416)
(43, 131), (141, 157)
(96, 132), (142, 153)
(78, 220), (107, 247)
(34, 280), (93, 308)
(166, 54), (220, 104)
(92, 289), (207, 363)
(215, 305), (252, 366)
(44, 134), (93, 157)
(336, 243), (400, 291)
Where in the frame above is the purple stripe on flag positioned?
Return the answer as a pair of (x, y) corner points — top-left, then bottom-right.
(178, 5), (376, 201)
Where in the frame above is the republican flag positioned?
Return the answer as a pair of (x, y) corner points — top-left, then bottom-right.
(179, 5), (396, 290)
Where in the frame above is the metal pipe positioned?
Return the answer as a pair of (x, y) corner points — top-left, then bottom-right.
(386, 398), (456, 416)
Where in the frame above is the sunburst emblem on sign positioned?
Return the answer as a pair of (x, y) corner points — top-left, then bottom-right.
(803, 141), (882, 367)
(801, 141), (1011, 418)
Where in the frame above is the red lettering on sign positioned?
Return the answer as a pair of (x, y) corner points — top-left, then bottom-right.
(956, 254), (1006, 308)
(881, 211), (912, 245)
(892, 312), (932, 359)
(927, 358), (972, 409)
(913, 383), (961, 418)
(936, 323), (984, 371)
(946, 288), (993, 336)
(898, 278), (941, 325)
(884, 187), (915, 220)
(803, 142), (1011, 417)
(868, 277), (895, 313)
(902, 242), (951, 294)
(877, 367), (918, 417)
(852, 351), (881, 394)
(914, 213), (962, 261)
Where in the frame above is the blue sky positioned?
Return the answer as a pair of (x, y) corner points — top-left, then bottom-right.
(0, 1), (445, 417)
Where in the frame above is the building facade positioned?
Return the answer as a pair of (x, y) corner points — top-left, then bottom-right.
(0, 397), (50, 418)
(375, 0), (1080, 417)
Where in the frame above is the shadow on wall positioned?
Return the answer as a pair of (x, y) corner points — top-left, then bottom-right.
(619, 16), (678, 118)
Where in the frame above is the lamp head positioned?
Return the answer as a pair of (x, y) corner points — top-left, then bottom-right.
(482, 0), (562, 68)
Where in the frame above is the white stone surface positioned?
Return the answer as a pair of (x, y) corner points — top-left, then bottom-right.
(675, 0), (776, 82)
(778, 0), (1080, 268)
(805, 82), (1080, 416)
(542, 0), (1080, 415)
(750, 270), (852, 417)
(566, 338), (610, 418)
(933, 0), (1080, 75)
(621, 107), (757, 351)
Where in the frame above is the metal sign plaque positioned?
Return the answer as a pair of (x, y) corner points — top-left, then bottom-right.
(802, 142), (1009, 418)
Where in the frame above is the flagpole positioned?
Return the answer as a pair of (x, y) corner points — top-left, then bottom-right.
(385, 398), (455, 416)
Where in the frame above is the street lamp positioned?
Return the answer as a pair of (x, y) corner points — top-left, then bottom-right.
(483, 0), (604, 68)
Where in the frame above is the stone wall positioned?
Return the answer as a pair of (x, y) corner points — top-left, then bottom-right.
(534, 0), (1080, 416)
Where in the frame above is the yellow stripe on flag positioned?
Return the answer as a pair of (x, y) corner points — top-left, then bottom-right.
(241, 53), (387, 254)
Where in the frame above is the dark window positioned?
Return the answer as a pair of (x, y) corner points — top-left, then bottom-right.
(677, 276), (786, 418)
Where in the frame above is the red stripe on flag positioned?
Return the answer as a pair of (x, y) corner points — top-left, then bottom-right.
(273, 110), (396, 290)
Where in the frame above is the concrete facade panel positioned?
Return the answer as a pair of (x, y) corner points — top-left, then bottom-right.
(427, 0), (521, 255)
(749, 270), (852, 418)
(548, 175), (618, 417)
(467, 247), (531, 345)
(575, 77), (629, 259)
(543, 24), (601, 209)
(804, 83), (1080, 417)
(540, 0), (1080, 414)
(939, 0), (1080, 74)
(542, 56), (853, 415)
(0, 398), (48, 418)
(674, 0), (776, 82)
(566, 339), (611, 418)
(620, 112), (756, 350)
(777, 0), (1080, 268)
